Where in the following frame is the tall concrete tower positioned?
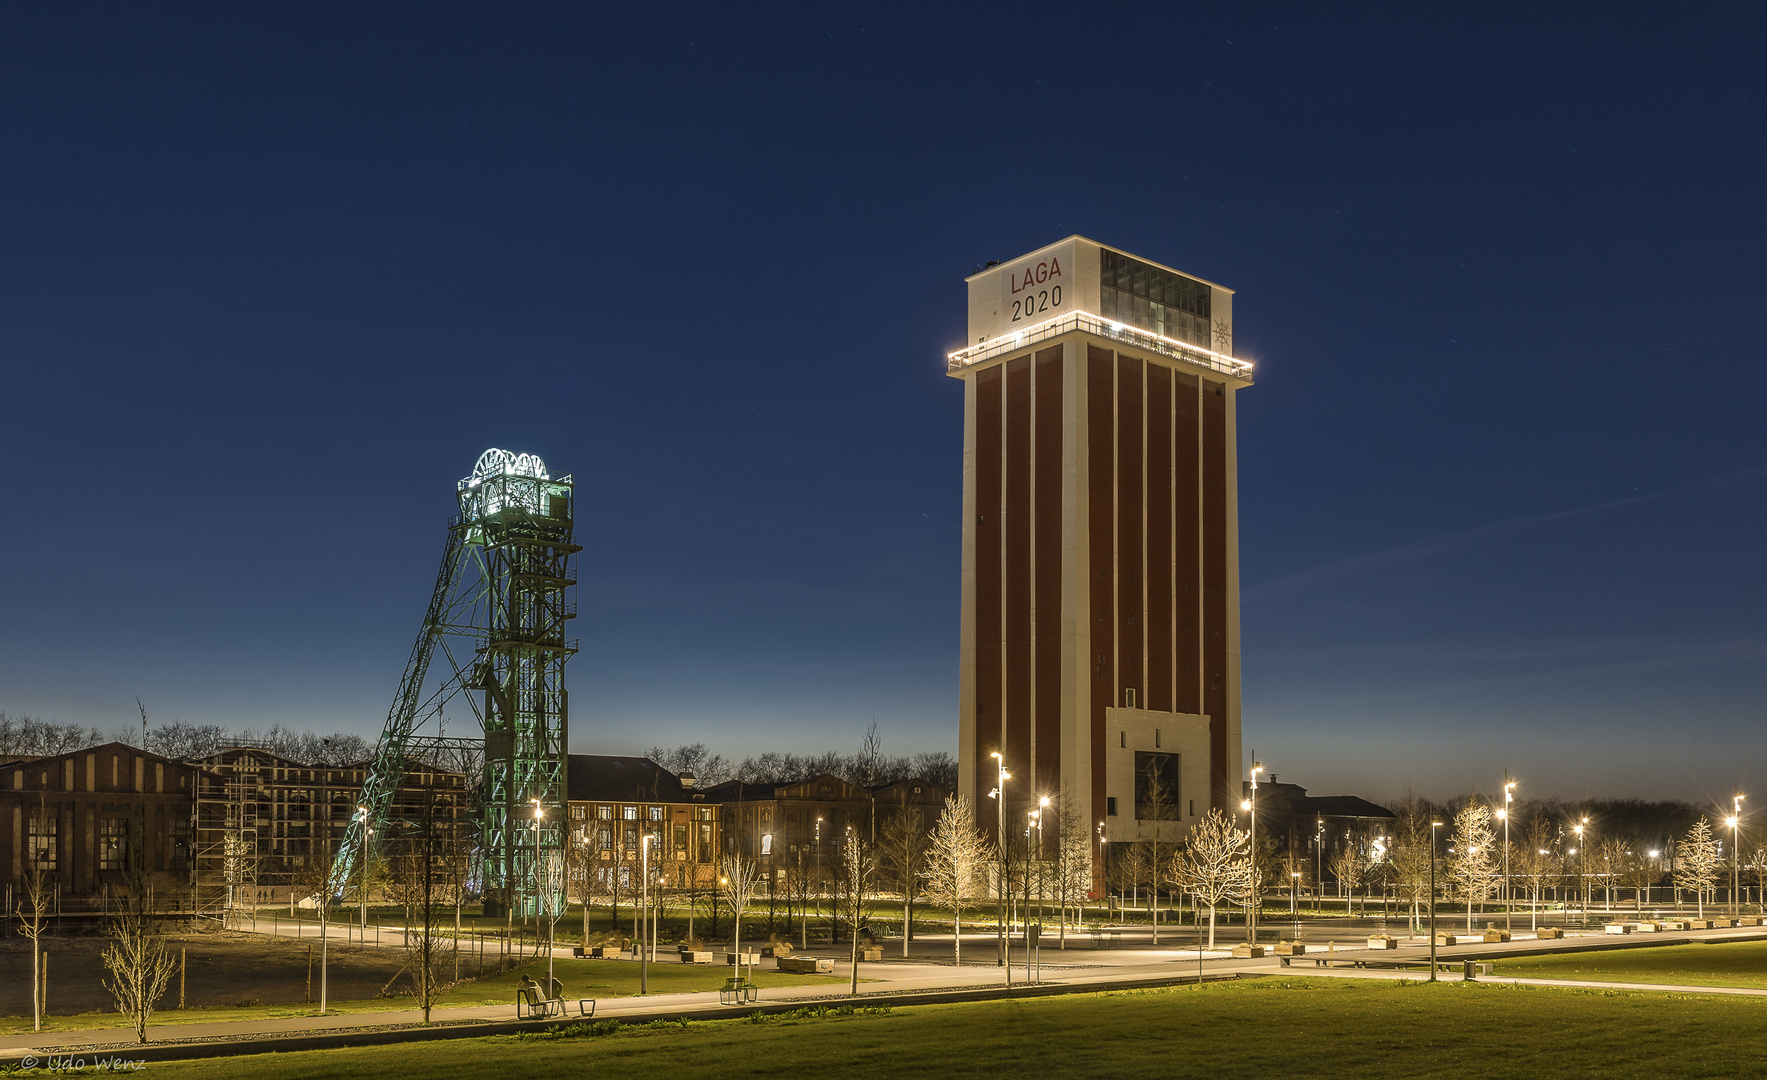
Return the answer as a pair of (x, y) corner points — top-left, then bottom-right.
(950, 237), (1251, 887)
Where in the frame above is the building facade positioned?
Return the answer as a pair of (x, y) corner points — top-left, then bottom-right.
(565, 755), (720, 895)
(1, 742), (203, 910)
(192, 746), (468, 906)
(951, 237), (1252, 889)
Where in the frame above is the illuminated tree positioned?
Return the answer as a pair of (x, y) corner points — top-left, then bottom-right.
(1447, 803), (1497, 931)
(1674, 817), (1721, 919)
(1172, 808), (1250, 949)
(925, 795), (992, 966)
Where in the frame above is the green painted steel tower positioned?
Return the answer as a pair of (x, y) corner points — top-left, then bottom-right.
(331, 448), (578, 918)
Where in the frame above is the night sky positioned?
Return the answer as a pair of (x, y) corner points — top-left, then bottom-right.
(3, 4), (1762, 803)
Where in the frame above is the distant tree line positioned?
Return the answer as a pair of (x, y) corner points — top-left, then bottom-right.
(0, 710), (372, 765)
(644, 724), (957, 792)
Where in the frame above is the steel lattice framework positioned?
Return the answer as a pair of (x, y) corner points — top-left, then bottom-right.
(330, 449), (578, 916)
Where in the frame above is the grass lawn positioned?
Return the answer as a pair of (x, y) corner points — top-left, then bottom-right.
(1494, 939), (1767, 989)
(0, 958), (846, 1036)
(141, 978), (1767, 1080)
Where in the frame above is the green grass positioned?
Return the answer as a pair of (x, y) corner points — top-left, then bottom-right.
(0, 958), (846, 1036)
(134, 978), (1767, 1080)
(1494, 939), (1767, 989)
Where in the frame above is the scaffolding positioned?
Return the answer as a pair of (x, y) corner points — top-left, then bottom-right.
(330, 449), (578, 917)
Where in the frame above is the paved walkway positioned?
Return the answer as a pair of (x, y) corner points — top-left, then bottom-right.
(6, 921), (1762, 1058)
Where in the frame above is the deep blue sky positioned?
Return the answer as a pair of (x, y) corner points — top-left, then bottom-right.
(2, 3), (1762, 803)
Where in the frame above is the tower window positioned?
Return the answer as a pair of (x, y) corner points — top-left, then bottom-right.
(1123, 688), (1137, 709)
(1155, 729), (1161, 748)
(1120, 732), (1126, 748)
(1106, 797), (1118, 817)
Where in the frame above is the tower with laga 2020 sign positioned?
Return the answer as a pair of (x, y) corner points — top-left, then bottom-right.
(950, 237), (1250, 891)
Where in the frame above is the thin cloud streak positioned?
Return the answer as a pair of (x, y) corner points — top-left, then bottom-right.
(1244, 462), (1767, 604)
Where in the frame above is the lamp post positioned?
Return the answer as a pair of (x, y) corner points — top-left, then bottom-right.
(1314, 815), (1324, 907)
(1035, 794), (1050, 980)
(531, 798), (552, 986)
(1097, 822), (1108, 917)
(1242, 761), (1262, 944)
(815, 815), (824, 943)
(1573, 818), (1589, 919)
(1730, 794), (1745, 917)
(355, 805), (372, 944)
(988, 751), (1011, 981)
(639, 833), (651, 994)
(1290, 872), (1300, 918)
(1428, 820), (1443, 981)
(1501, 777), (1516, 933)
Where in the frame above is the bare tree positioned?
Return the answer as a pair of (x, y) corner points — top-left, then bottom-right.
(101, 844), (179, 1045)
(1172, 808), (1250, 949)
(1132, 756), (1180, 944)
(1675, 817), (1721, 918)
(1388, 790), (1434, 933)
(925, 795), (991, 965)
(14, 795), (53, 1032)
(720, 853), (761, 980)
(1447, 802), (1497, 931)
(877, 804), (930, 957)
(1511, 817), (1559, 930)
(1048, 789), (1093, 947)
(1329, 844), (1366, 916)
(292, 853), (335, 1011)
(841, 830), (876, 994)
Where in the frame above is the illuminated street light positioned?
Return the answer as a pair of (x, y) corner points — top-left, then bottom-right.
(1730, 794), (1746, 917)
(1248, 762), (1263, 945)
(355, 805), (372, 942)
(1501, 777), (1517, 932)
(988, 751), (1011, 981)
(1429, 821), (1444, 981)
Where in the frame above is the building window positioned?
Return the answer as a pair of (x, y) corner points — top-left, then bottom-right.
(29, 812), (57, 871)
(597, 805), (612, 820)
(99, 818), (128, 871)
(1106, 797), (1117, 817)
(1124, 688), (1137, 709)
(1134, 752), (1182, 820)
(597, 827), (612, 852)
(648, 806), (663, 822)
(570, 805), (586, 820)
(622, 806), (637, 821)
(1099, 248), (1212, 348)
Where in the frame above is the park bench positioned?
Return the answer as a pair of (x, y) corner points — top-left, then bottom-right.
(517, 980), (566, 1019)
(1090, 929), (1123, 949)
(720, 977), (760, 1005)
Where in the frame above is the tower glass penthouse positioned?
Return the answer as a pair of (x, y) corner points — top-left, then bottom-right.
(949, 237), (1252, 888)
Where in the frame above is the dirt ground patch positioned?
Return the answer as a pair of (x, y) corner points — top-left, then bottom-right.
(0, 930), (414, 1018)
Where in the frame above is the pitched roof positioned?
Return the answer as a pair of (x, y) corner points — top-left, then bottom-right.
(567, 755), (696, 803)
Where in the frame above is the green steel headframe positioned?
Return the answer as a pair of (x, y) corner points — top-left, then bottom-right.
(329, 448), (578, 917)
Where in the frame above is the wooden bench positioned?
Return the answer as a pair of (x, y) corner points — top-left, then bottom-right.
(1090, 930), (1123, 949)
(720, 977), (760, 1005)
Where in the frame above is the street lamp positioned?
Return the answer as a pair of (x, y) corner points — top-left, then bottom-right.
(1501, 777), (1516, 932)
(531, 798), (552, 987)
(1429, 820), (1443, 981)
(1729, 794), (1745, 917)
(1290, 872), (1300, 918)
(988, 751), (1011, 982)
(1573, 818), (1589, 919)
(355, 805), (372, 943)
(1246, 762), (1262, 944)
(639, 833), (651, 994)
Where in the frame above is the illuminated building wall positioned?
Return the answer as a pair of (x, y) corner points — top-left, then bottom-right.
(950, 237), (1251, 889)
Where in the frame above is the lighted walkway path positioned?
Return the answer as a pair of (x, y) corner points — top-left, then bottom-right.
(6, 923), (1761, 1058)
